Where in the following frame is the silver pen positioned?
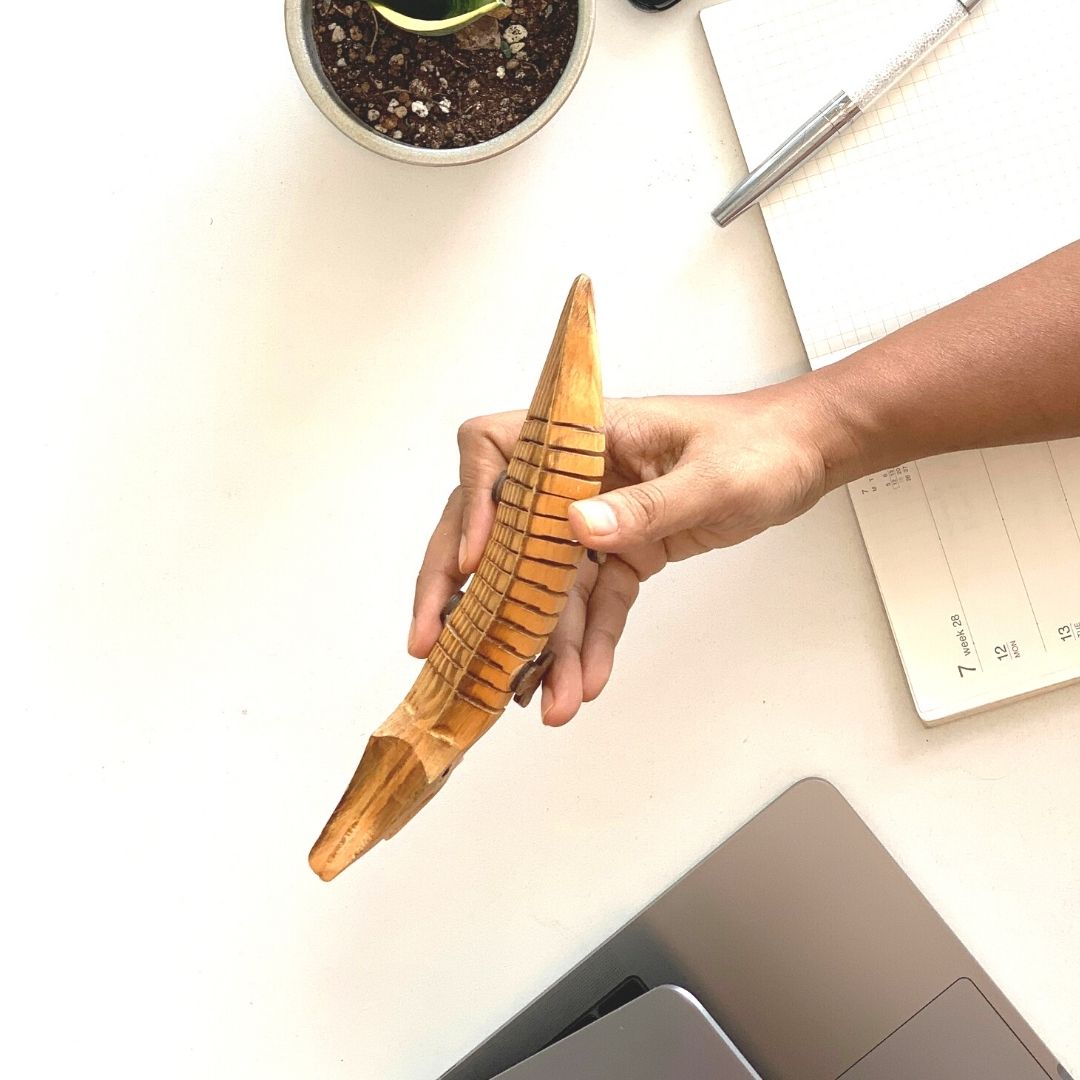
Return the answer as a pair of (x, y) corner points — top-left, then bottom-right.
(712, 0), (984, 227)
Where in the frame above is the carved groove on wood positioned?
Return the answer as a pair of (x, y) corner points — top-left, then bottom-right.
(309, 275), (604, 881)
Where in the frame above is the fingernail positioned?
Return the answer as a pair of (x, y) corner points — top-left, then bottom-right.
(458, 534), (468, 572)
(407, 617), (417, 653)
(573, 499), (618, 537)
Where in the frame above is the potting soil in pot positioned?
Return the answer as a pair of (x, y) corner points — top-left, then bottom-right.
(312, 0), (579, 150)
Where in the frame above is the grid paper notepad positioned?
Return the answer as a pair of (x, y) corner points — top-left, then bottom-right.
(702, 0), (1080, 723)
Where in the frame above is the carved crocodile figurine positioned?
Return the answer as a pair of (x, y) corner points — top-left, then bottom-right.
(309, 275), (604, 880)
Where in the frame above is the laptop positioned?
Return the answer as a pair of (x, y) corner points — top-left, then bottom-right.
(494, 985), (761, 1079)
(441, 778), (1071, 1080)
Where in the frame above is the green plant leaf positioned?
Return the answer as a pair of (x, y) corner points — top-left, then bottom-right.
(369, 0), (510, 37)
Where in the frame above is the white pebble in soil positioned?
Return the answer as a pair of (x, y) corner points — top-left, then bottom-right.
(496, 65), (506, 79)
(438, 97), (452, 114)
(503, 23), (527, 44)
(509, 41), (524, 54)
(411, 100), (429, 118)
(367, 108), (380, 122)
(394, 106), (407, 119)
(330, 24), (346, 43)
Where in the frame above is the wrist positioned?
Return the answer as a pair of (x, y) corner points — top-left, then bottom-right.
(772, 367), (874, 493)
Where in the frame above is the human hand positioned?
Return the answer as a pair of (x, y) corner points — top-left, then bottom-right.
(409, 382), (842, 726)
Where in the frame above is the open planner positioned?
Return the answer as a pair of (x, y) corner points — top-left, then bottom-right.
(701, 0), (1080, 722)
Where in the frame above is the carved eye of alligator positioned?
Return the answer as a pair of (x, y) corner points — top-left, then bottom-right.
(308, 275), (605, 881)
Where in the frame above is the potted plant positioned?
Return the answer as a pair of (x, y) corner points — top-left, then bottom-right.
(285, 0), (595, 165)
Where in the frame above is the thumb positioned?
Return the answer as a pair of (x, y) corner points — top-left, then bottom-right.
(568, 465), (711, 550)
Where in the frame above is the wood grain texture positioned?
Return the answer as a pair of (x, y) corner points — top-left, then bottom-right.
(309, 275), (604, 880)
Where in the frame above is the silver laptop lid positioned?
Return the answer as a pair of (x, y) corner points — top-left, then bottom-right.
(493, 985), (761, 1080)
(441, 779), (1067, 1080)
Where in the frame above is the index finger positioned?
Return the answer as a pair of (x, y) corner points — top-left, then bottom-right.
(409, 487), (468, 659)
(457, 412), (524, 575)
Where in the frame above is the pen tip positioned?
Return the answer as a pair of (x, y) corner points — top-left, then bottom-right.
(711, 200), (743, 228)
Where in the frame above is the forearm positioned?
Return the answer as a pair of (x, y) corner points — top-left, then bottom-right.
(796, 240), (1080, 489)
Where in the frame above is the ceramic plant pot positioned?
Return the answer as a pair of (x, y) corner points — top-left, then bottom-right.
(285, 0), (595, 166)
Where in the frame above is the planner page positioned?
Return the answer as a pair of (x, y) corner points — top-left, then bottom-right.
(701, 0), (1080, 721)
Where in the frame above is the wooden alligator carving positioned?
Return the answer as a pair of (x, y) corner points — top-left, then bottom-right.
(309, 275), (604, 881)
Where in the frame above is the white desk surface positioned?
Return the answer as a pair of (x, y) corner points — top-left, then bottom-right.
(6, 2), (1077, 1077)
